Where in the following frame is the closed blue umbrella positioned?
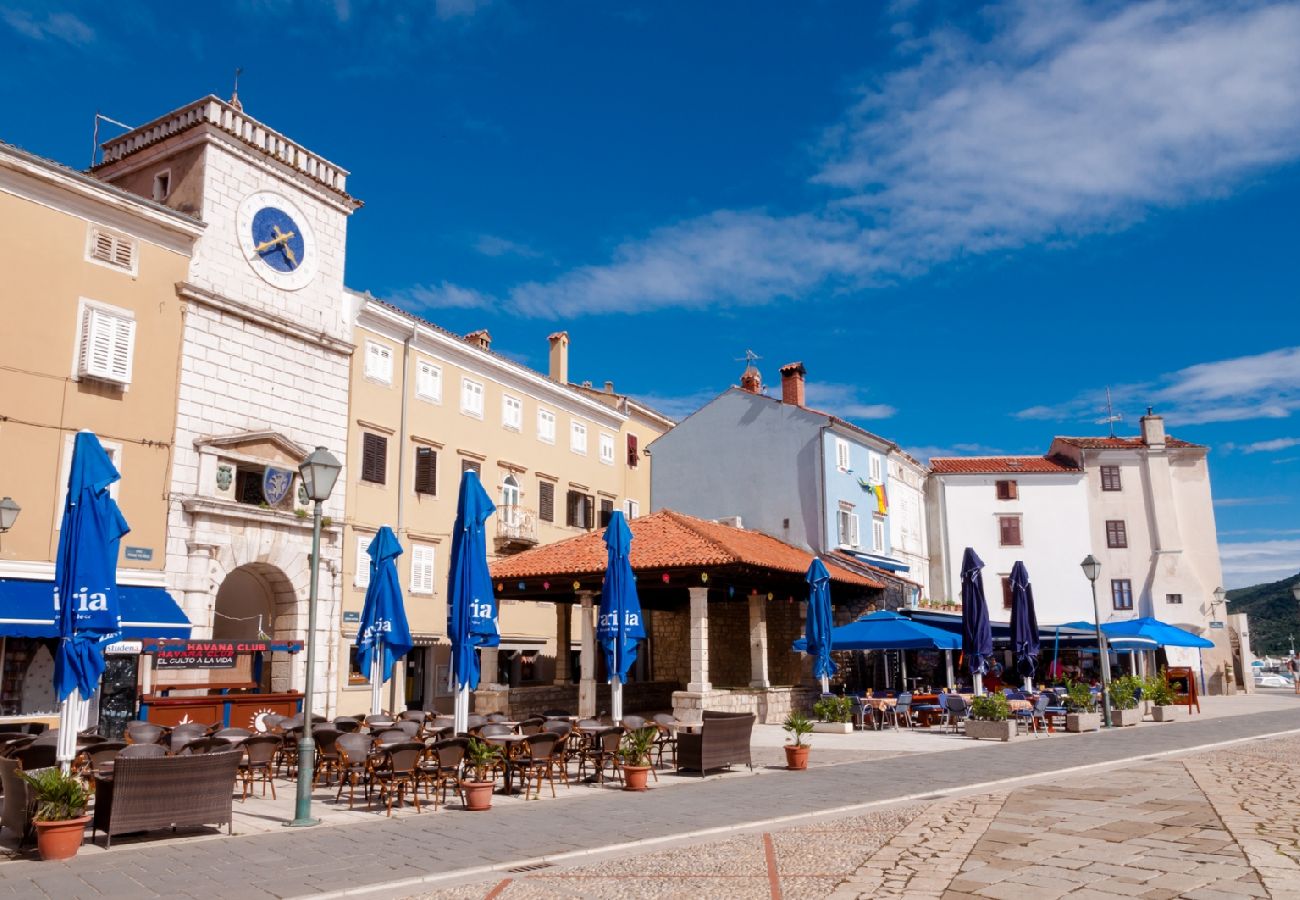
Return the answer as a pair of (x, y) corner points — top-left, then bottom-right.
(802, 558), (837, 692)
(960, 548), (993, 693)
(1008, 561), (1039, 688)
(54, 432), (130, 768)
(446, 470), (498, 733)
(598, 511), (645, 722)
(356, 526), (414, 715)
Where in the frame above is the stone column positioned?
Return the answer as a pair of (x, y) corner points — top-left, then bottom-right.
(480, 648), (501, 689)
(748, 593), (770, 688)
(183, 542), (219, 640)
(578, 591), (597, 717)
(687, 586), (711, 693)
(554, 602), (573, 685)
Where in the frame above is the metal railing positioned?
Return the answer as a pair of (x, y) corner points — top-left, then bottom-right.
(495, 505), (538, 545)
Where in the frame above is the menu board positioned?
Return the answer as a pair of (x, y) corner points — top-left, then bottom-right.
(1165, 666), (1200, 714)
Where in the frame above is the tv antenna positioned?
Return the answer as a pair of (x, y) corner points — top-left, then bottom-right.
(734, 349), (762, 366)
(89, 112), (134, 169)
(1095, 386), (1124, 437)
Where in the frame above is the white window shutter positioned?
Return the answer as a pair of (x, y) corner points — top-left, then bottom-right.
(850, 513), (860, 548)
(110, 314), (136, 383)
(80, 307), (135, 385)
(411, 545), (435, 594)
(356, 536), (372, 588)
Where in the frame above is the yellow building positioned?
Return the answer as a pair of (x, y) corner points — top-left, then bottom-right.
(0, 140), (201, 722)
(339, 293), (672, 714)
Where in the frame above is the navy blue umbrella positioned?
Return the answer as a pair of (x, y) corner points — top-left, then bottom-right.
(356, 526), (414, 715)
(446, 471), (498, 733)
(1008, 561), (1040, 687)
(801, 558), (837, 691)
(960, 548), (993, 691)
(597, 511), (645, 722)
(54, 432), (130, 766)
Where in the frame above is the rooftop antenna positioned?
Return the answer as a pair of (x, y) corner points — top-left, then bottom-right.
(734, 349), (762, 367)
(89, 112), (134, 169)
(230, 67), (244, 111)
(1095, 386), (1124, 438)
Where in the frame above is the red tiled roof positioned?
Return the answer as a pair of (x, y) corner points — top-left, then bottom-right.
(490, 509), (882, 588)
(1053, 436), (1202, 450)
(928, 455), (1080, 474)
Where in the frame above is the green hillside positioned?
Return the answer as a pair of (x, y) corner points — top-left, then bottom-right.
(1227, 572), (1300, 656)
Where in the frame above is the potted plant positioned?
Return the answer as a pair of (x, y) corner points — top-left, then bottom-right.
(783, 713), (813, 770)
(461, 737), (498, 811)
(966, 693), (1015, 741)
(1063, 681), (1100, 732)
(22, 768), (90, 860)
(1145, 670), (1179, 722)
(1109, 675), (1143, 726)
(811, 696), (854, 734)
(619, 726), (658, 791)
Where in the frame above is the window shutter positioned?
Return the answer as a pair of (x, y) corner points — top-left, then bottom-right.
(538, 482), (554, 522)
(850, 513), (860, 547)
(584, 494), (595, 530)
(566, 490), (579, 527)
(79, 307), (135, 385)
(599, 498), (614, 528)
(91, 229), (134, 271)
(414, 447), (437, 495)
(627, 434), (639, 468)
(356, 536), (372, 588)
(1001, 577), (1014, 609)
(461, 459), (481, 476)
(361, 433), (387, 484)
(410, 544), (435, 594)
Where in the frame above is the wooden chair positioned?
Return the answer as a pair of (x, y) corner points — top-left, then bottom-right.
(370, 742), (423, 816)
(240, 735), (280, 801)
(513, 733), (561, 800)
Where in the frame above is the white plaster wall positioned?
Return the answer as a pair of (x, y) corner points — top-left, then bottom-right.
(888, 456), (929, 596)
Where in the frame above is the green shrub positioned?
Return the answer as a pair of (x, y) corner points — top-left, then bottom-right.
(21, 768), (89, 822)
(970, 693), (1010, 721)
(812, 696), (853, 723)
(1063, 680), (1095, 712)
(464, 737), (500, 783)
(1109, 674), (1142, 710)
(783, 712), (813, 747)
(1144, 670), (1176, 706)
(619, 726), (659, 767)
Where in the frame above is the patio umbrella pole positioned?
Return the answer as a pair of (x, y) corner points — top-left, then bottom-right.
(370, 648), (383, 716)
(945, 651), (955, 691)
(973, 672), (984, 696)
(900, 651), (908, 690)
(611, 678), (623, 723)
(56, 688), (80, 773)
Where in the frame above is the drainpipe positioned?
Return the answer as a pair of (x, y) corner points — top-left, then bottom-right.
(817, 424), (830, 555)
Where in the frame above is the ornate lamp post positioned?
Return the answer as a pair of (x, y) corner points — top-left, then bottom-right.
(0, 497), (20, 549)
(1080, 554), (1112, 728)
(287, 447), (341, 828)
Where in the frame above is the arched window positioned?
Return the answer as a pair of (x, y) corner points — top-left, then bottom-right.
(501, 474), (520, 522)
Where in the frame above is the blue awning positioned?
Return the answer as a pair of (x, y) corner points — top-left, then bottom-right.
(841, 550), (911, 573)
(0, 579), (192, 640)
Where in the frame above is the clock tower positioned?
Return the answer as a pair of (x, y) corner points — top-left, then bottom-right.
(93, 96), (362, 715)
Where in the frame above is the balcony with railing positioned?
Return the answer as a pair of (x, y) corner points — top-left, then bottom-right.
(495, 505), (538, 554)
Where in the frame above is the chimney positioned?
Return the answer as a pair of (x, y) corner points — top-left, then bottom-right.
(604, 380), (615, 394)
(547, 331), (569, 383)
(465, 329), (491, 352)
(1140, 407), (1166, 448)
(779, 362), (806, 407)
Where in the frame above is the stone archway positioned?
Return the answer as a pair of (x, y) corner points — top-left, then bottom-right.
(214, 562), (298, 694)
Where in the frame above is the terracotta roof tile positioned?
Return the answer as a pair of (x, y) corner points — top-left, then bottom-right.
(928, 455), (1080, 474)
(489, 509), (882, 588)
(1053, 435), (1202, 450)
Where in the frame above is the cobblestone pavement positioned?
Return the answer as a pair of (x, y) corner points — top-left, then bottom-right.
(422, 735), (1300, 900)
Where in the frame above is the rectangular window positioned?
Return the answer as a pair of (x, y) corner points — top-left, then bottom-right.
(348, 645), (368, 685)
(566, 490), (594, 529)
(413, 446), (437, 496)
(627, 433), (639, 468)
(461, 458), (481, 476)
(998, 515), (1022, 546)
(538, 481), (555, 522)
(355, 536), (372, 588)
(1101, 465), (1122, 491)
(599, 498), (614, 528)
(537, 409), (556, 444)
(152, 170), (170, 202)
(872, 517), (885, 552)
(502, 395), (522, 431)
(570, 420), (587, 454)
(364, 341), (393, 383)
(1166, 593), (1183, 605)
(835, 438), (851, 472)
(599, 433), (615, 465)
(1001, 576), (1014, 609)
(410, 544), (435, 595)
(361, 433), (387, 484)
(416, 360), (442, 402)
(461, 378), (484, 418)
(624, 498), (640, 519)
(1105, 520), (1128, 549)
(1111, 579), (1134, 610)
(995, 480), (1018, 500)
(837, 509), (860, 547)
(77, 301), (136, 386)
(236, 468), (266, 506)
(87, 227), (136, 272)
(869, 455), (883, 483)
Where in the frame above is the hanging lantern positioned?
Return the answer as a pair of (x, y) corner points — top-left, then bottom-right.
(543, 581), (551, 590)
(661, 572), (670, 584)
(701, 572), (709, 583)
(767, 592), (773, 601)
(573, 581), (581, 591)
(496, 583), (504, 592)
(728, 586), (735, 598)
(517, 581), (526, 591)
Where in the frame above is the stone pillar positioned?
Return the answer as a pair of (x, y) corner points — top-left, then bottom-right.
(554, 602), (573, 685)
(183, 542), (219, 640)
(687, 586), (711, 693)
(480, 648), (502, 690)
(748, 593), (770, 688)
(578, 591), (597, 717)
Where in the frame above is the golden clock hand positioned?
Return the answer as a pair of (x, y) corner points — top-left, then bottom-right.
(253, 227), (297, 255)
(282, 241), (298, 266)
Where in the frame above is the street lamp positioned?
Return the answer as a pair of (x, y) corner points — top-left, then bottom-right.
(0, 497), (20, 532)
(287, 447), (341, 828)
(1080, 554), (1113, 728)
(1210, 586), (1226, 622)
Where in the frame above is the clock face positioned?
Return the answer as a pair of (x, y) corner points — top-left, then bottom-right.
(237, 191), (317, 290)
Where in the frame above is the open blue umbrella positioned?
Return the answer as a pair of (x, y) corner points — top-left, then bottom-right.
(1008, 561), (1039, 688)
(356, 526), (413, 716)
(800, 558), (837, 692)
(446, 470), (497, 733)
(960, 548), (993, 693)
(598, 511), (644, 722)
(793, 610), (961, 651)
(54, 432), (130, 768)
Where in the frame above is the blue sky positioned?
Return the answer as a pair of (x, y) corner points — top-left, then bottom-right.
(3, 0), (1298, 586)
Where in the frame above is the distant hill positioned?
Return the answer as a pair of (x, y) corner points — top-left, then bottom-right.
(1228, 572), (1300, 656)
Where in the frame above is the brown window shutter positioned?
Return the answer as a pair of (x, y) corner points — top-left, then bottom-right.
(627, 434), (639, 468)
(1007, 480), (1017, 499)
(362, 433), (387, 484)
(1001, 577), (1013, 609)
(599, 498), (614, 528)
(461, 459), (481, 476)
(414, 447), (436, 495)
(566, 490), (579, 527)
(538, 482), (554, 522)
(584, 494), (595, 530)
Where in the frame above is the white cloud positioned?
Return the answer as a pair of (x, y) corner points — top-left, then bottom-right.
(906, 443), (1004, 464)
(404, 1), (1300, 318)
(396, 281), (493, 311)
(804, 381), (897, 420)
(1, 8), (94, 44)
(628, 389), (719, 422)
(1235, 437), (1300, 454)
(435, 0), (491, 20)
(1219, 539), (1300, 588)
(1213, 496), (1291, 508)
(473, 234), (542, 259)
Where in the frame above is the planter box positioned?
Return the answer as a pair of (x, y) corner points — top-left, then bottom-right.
(1111, 707), (1141, 727)
(965, 719), (1015, 742)
(812, 722), (853, 734)
(1066, 712), (1100, 733)
(1150, 705), (1179, 722)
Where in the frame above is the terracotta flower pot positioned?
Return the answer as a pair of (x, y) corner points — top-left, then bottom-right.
(34, 815), (90, 861)
(462, 781), (494, 811)
(785, 744), (810, 770)
(622, 765), (652, 792)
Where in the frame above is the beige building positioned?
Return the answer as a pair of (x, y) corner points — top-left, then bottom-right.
(0, 140), (202, 720)
(339, 294), (671, 715)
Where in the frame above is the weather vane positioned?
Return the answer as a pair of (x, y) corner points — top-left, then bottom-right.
(1095, 386), (1124, 437)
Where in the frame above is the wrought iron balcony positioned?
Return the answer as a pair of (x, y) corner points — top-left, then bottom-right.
(495, 505), (538, 553)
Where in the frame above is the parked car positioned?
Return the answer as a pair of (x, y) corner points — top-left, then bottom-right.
(1254, 672), (1293, 688)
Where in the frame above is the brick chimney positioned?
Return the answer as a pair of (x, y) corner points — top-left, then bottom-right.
(739, 364), (762, 394)
(1140, 407), (1166, 449)
(779, 362), (806, 407)
(547, 331), (569, 383)
(465, 329), (491, 351)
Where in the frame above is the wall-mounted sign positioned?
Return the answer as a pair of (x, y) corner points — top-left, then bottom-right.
(154, 645), (237, 669)
(105, 640), (143, 655)
(343, 611), (361, 623)
(1210, 621), (1226, 629)
(262, 467), (294, 506)
(124, 546), (153, 561)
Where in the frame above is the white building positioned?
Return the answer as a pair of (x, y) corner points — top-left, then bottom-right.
(926, 455), (1092, 625)
(887, 452), (929, 597)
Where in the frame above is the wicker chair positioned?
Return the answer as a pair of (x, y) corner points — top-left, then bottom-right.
(363, 714), (395, 730)
(125, 721), (167, 745)
(418, 737), (467, 808)
(399, 710), (429, 724)
(312, 727), (344, 786)
(0, 757), (37, 847)
(11, 742), (56, 770)
(213, 727), (252, 744)
(169, 724), (210, 753)
(513, 733), (561, 800)
(480, 723), (513, 738)
(84, 741), (128, 778)
(675, 711), (754, 777)
(370, 742), (423, 816)
(0, 735), (35, 758)
(580, 727), (624, 786)
(517, 717), (546, 736)
(118, 743), (166, 760)
(374, 728), (408, 745)
(333, 717), (362, 733)
(335, 732), (377, 810)
(652, 714), (679, 767)
(179, 737), (234, 756)
(392, 721), (421, 738)
(92, 749), (243, 848)
(240, 735), (280, 801)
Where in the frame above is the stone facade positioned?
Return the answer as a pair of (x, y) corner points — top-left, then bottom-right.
(672, 685), (817, 725)
(649, 607), (691, 685)
(474, 681), (678, 720)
